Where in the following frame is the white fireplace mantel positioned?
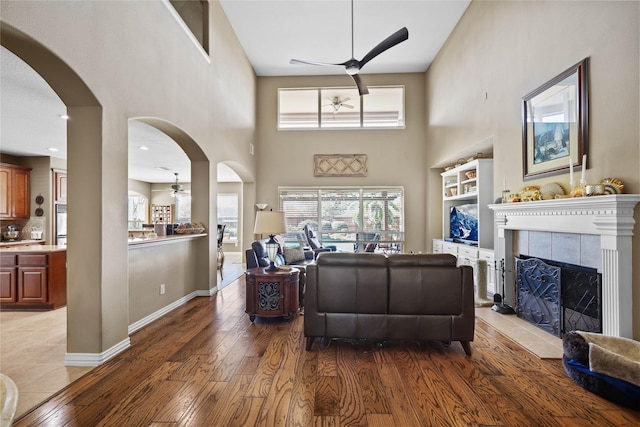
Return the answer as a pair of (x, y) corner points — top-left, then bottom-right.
(489, 194), (640, 338)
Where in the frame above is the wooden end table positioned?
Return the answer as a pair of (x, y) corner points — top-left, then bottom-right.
(245, 267), (299, 322)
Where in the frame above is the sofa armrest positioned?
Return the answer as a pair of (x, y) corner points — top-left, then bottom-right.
(245, 249), (259, 269)
(312, 247), (332, 259)
(304, 264), (324, 350)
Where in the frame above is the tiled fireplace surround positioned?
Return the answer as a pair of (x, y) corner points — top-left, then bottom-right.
(490, 195), (640, 338)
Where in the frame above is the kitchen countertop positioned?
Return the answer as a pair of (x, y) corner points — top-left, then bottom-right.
(128, 233), (207, 248)
(0, 239), (45, 247)
(0, 244), (67, 253)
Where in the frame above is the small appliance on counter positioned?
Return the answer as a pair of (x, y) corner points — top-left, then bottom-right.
(30, 227), (44, 240)
(2, 225), (21, 241)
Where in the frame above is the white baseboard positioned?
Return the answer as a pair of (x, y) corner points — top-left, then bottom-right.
(128, 290), (201, 334)
(64, 286), (218, 366)
(65, 337), (131, 367)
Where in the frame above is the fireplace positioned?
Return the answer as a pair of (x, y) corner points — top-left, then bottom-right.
(515, 255), (602, 337)
(489, 195), (640, 338)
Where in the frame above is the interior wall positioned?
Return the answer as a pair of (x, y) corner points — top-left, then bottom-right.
(1, 0), (257, 356)
(256, 73), (427, 253)
(424, 0), (640, 337)
(129, 239), (198, 325)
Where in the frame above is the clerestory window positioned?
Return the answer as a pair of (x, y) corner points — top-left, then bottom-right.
(278, 86), (405, 130)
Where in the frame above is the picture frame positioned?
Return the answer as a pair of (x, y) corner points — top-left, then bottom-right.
(522, 58), (589, 180)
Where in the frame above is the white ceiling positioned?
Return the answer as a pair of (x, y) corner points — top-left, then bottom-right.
(219, 0), (470, 76)
(0, 0), (469, 184)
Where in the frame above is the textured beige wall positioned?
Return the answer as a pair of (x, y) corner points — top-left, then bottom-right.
(129, 239), (198, 325)
(425, 0), (640, 337)
(1, 0), (257, 355)
(256, 73), (428, 253)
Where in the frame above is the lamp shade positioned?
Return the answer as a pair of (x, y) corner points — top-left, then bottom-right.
(253, 211), (286, 235)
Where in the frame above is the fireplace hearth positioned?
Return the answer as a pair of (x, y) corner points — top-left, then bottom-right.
(515, 256), (602, 338)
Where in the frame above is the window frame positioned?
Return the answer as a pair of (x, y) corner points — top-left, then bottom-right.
(277, 85), (405, 130)
(279, 186), (404, 253)
(217, 193), (239, 243)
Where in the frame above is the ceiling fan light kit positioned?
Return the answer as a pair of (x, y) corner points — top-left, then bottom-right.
(289, 0), (408, 96)
(152, 172), (190, 197)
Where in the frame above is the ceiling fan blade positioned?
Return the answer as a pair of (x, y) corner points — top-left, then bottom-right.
(351, 74), (369, 96)
(343, 104), (355, 109)
(341, 97), (351, 103)
(290, 58), (341, 67)
(358, 27), (409, 70)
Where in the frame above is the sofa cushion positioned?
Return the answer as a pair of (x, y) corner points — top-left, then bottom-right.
(284, 246), (306, 264)
(315, 253), (388, 314)
(387, 253), (457, 267)
(387, 254), (463, 315)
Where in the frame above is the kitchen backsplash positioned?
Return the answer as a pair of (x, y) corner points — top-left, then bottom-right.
(1, 217), (46, 240)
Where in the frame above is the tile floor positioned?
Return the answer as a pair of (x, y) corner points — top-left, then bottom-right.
(0, 307), (92, 419)
(476, 306), (563, 359)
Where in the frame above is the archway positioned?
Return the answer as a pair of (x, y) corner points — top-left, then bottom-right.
(2, 22), (129, 363)
(129, 117), (216, 296)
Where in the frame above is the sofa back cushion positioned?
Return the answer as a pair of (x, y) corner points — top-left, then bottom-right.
(387, 254), (463, 315)
(251, 239), (285, 267)
(283, 246), (306, 264)
(315, 253), (388, 314)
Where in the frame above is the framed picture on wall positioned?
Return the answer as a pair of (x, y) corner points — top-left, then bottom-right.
(522, 58), (589, 180)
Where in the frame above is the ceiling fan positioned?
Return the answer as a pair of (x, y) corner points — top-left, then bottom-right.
(290, 0), (408, 96)
(152, 173), (190, 197)
(323, 96), (354, 113)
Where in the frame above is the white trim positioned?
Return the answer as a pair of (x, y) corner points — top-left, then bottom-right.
(489, 194), (640, 338)
(161, 0), (211, 63)
(65, 338), (131, 367)
(128, 291), (200, 334)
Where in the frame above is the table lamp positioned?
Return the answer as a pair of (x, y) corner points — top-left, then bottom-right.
(253, 210), (286, 271)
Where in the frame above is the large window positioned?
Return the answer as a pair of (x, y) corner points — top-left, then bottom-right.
(175, 195), (191, 223)
(278, 86), (405, 130)
(217, 193), (238, 242)
(279, 187), (404, 252)
(127, 194), (148, 229)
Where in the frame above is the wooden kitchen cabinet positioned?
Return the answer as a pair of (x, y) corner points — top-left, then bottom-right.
(54, 169), (67, 202)
(0, 255), (17, 303)
(0, 250), (66, 309)
(0, 163), (31, 219)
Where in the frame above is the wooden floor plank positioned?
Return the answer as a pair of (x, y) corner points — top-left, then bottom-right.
(286, 349), (318, 426)
(313, 376), (340, 417)
(335, 344), (368, 426)
(373, 350), (427, 426)
(254, 328), (303, 426)
(12, 276), (640, 427)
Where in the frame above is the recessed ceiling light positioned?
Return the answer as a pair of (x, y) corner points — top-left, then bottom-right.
(138, 146), (150, 150)
(58, 114), (70, 120)
(47, 147), (59, 152)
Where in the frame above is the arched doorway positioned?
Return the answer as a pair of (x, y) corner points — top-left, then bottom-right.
(1, 22), (130, 364)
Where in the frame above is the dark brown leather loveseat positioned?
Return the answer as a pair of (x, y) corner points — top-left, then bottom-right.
(304, 252), (475, 355)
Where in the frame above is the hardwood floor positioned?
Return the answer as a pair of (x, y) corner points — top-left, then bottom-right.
(13, 275), (640, 426)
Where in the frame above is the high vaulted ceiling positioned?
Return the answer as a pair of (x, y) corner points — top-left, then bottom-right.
(0, 1), (469, 183)
(219, 0), (470, 76)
